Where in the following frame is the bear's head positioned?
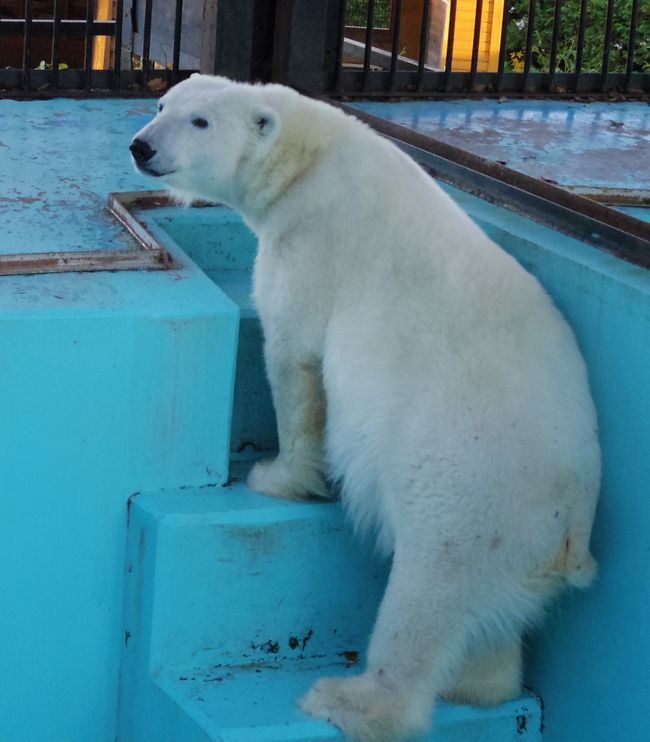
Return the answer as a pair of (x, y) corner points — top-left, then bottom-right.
(129, 75), (284, 207)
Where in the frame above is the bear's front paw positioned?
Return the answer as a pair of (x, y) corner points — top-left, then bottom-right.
(247, 457), (328, 500)
(300, 673), (429, 742)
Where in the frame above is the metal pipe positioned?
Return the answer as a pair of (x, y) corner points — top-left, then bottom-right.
(495, 0), (510, 93)
(416, 0), (431, 91)
(84, 0), (94, 92)
(548, 0), (562, 91)
(600, 0), (615, 92)
(389, 0), (403, 91)
(522, 0), (537, 92)
(469, 0), (484, 91)
(172, 0), (184, 83)
(624, 0), (640, 92)
(362, 0), (376, 92)
(22, 0), (33, 91)
(573, 0), (588, 92)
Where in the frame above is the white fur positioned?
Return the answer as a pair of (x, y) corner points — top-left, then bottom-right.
(132, 76), (600, 741)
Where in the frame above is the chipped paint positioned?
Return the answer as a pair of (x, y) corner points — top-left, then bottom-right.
(0, 97), (156, 256)
(353, 99), (650, 191)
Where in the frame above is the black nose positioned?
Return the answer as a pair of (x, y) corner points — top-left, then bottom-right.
(130, 138), (156, 163)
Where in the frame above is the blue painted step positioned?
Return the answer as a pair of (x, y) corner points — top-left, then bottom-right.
(119, 482), (542, 741)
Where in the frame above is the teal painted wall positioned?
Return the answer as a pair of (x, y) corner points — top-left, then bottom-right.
(0, 260), (238, 742)
(450, 188), (650, 742)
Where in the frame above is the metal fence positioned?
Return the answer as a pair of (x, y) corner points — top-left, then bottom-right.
(0, 0), (647, 96)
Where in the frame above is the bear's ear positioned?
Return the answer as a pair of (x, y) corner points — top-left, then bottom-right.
(252, 108), (280, 140)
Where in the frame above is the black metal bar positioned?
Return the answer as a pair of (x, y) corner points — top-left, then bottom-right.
(362, 0), (376, 91)
(416, 0), (431, 91)
(22, 0), (33, 91)
(0, 19), (116, 36)
(142, 0), (154, 87)
(624, 0), (640, 92)
(84, 0), (94, 92)
(469, 0), (484, 91)
(495, 0), (510, 93)
(114, 0), (124, 90)
(522, 0), (537, 92)
(443, 0), (458, 92)
(600, 0), (615, 92)
(573, 0), (588, 91)
(333, 0), (348, 93)
(51, 0), (63, 91)
(172, 0), (184, 83)
(389, 0), (403, 91)
(548, 0), (562, 91)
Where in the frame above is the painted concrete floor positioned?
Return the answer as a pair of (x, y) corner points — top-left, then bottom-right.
(1, 97), (648, 258)
(0, 98), (156, 255)
(354, 99), (650, 191)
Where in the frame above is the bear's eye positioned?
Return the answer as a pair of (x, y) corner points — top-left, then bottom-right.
(158, 103), (164, 113)
(192, 117), (209, 129)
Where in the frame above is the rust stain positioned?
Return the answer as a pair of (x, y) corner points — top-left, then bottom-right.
(340, 650), (359, 667)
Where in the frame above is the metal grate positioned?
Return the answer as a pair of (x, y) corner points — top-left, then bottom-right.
(0, 1), (647, 98)
(330, 0), (650, 96)
(0, 0), (194, 95)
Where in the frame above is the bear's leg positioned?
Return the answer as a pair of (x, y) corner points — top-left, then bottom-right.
(441, 637), (522, 706)
(301, 545), (479, 741)
(248, 356), (328, 499)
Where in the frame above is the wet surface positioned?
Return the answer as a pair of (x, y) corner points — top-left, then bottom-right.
(0, 98), (157, 255)
(354, 99), (650, 191)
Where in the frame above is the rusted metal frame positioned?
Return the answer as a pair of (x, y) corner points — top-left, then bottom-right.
(22, 0), (33, 91)
(600, 0), (616, 92)
(443, 0), (458, 92)
(0, 249), (173, 277)
(362, 0), (377, 92)
(340, 104), (650, 269)
(389, 0), (403, 91)
(624, 0), (640, 92)
(0, 193), (175, 278)
(107, 191), (179, 252)
(562, 187), (650, 207)
(469, 0), (484, 92)
(416, 0), (431, 91)
(547, 0), (562, 92)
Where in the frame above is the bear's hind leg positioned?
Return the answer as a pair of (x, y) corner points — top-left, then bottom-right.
(301, 544), (481, 741)
(441, 637), (522, 706)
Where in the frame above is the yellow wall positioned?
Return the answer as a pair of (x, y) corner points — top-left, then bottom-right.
(442, 0), (505, 72)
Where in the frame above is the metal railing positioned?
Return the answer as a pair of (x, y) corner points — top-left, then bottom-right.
(0, 0), (647, 96)
(323, 0), (650, 96)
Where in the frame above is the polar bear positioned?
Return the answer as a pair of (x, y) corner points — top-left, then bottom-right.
(131, 75), (600, 742)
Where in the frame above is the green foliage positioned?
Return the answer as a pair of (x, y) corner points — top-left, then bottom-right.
(505, 0), (650, 73)
(346, 0), (648, 74)
(346, 0), (392, 28)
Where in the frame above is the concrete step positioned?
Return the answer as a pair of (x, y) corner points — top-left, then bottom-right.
(119, 481), (542, 741)
(153, 660), (541, 741)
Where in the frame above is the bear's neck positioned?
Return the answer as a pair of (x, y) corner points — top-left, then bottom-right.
(237, 121), (333, 232)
